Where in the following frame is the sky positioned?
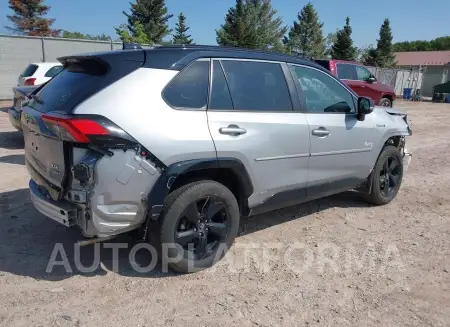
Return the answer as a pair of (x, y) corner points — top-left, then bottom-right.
(1, 0), (449, 47)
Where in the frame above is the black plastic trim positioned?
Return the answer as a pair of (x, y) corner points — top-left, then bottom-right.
(249, 187), (307, 216)
(146, 157), (253, 220)
(249, 177), (366, 216)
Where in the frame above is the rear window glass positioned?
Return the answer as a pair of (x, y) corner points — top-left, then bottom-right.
(45, 66), (63, 77)
(21, 64), (38, 77)
(29, 68), (107, 113)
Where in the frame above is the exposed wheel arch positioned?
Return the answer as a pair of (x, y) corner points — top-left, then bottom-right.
(147, 158), (253, 219)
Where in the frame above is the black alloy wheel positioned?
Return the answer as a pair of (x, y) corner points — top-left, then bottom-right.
(379, 155), (402, 197)
(175, 196), (230, 260)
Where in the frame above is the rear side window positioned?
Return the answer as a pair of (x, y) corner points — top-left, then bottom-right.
(21, 64), (38, 77)
(163, 60), (210, 109)
(45, 66), (63, 77)
(336, 64), (357, 80)
(220, 60), (292, 112)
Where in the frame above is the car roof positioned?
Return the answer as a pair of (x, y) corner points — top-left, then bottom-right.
(144, 44), (327, 71)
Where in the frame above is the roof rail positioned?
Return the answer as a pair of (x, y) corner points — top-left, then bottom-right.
(122, 42), (142, 50)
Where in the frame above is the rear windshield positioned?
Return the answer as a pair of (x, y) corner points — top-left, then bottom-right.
(29, 67), (107, 113)
(314, 60), (330, 71)
(45, 65), (64, 77)
(21, 64), (38, 77)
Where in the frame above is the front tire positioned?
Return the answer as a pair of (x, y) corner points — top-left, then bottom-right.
(364, 145), (403, 205)
(157, 181), (240, 273)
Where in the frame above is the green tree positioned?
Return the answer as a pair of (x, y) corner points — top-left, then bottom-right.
(172, 12), (193, 44)
(373, 18), (396, 67)
(324, 30), (338, 58)
(123, 0), (173, 44)
(393, 36), (450, 52)
(216, 0), (287, 52)
(5, 0), (59, 36)
(331, 17), (356, 60)
(62, 30), (110, 41)
(115, 22), (150, 44)
(283, 3), (325, 59)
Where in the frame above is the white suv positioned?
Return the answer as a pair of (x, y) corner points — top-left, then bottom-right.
(17, 62), (63, 86)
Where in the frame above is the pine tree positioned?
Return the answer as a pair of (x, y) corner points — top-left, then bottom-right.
(172, 13), (193, 44)
(374, 19), (396, 67)
(283, 3), (325, 59)
(216, 0), (287, 51)
(123, 0), (173, 44)
(331, 17), (356, 61)
(5, 0), (60, 36)
(115, 22), (150, 44)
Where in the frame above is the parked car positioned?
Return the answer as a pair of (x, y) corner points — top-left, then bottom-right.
(17, 62), (63, 86)
(22, 45), (412, 273)
(315, 59), (396, 107)
(8, 85), (39, 131)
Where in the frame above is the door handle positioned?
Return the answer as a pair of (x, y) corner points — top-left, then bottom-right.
(219, 125), (247, 136)
(312, 128), (331, 137)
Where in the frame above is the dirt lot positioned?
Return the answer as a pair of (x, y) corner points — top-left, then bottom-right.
(0, 101), (449, 327)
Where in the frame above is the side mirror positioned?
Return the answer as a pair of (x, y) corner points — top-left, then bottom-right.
(357, 97), (374, 121)
(366, 76), (377, 83)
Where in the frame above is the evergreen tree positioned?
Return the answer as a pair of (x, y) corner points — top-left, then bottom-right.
(331, 17), (356, 61)
(283, 3), (325, 59)
(172, 12), (193, 44)
(216, 0), (287, 51)
(123, 0), (173, 44)
(324, 30), (338, 58)
(6, 0), (59, 36)
(374, 18), (396, 67)
(115, 22), (150, 44)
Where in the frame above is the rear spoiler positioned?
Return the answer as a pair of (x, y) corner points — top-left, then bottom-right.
(57, 48), (146, 74)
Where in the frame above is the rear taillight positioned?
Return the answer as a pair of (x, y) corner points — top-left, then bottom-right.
(329, 61), (336, 75)
(24, 78), (36, 86)
(42, 114), (109, 143)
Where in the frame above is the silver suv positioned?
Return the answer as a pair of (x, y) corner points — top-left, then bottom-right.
(22, 45), (412, 272)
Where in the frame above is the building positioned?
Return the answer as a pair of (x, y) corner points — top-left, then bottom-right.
(394, 51), (450, 97)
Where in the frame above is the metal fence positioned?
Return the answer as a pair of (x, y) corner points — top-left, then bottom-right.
(0, 34), (126, 99)
(366, 66), (424, 98)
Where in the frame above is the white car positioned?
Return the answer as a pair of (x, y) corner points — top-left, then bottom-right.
(17, 62), (63, 86)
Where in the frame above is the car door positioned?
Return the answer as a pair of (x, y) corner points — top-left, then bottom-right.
(289, 64), (377, 200)
(207, 59), (311, 212)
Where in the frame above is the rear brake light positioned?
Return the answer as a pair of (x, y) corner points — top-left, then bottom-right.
(42, 115), (109, 143)
(24, 78), (36, 86)
(329, 62), (336, 74)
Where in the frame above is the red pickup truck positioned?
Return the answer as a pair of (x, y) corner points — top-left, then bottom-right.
(315, 59), (396, 107)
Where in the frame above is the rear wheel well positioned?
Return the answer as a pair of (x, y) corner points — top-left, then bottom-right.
(168, 168), (249, 215)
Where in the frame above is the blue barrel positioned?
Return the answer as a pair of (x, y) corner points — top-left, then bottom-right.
(403, 88), (412, 99)
(446, 94), (450, 103)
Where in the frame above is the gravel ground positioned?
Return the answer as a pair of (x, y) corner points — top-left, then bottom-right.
(0, 101), (449, 327)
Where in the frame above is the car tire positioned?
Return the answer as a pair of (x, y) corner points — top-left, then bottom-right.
(364, 145), (403, 205)
(379, 97), (392, 107)
(156, 180), (240, 273)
